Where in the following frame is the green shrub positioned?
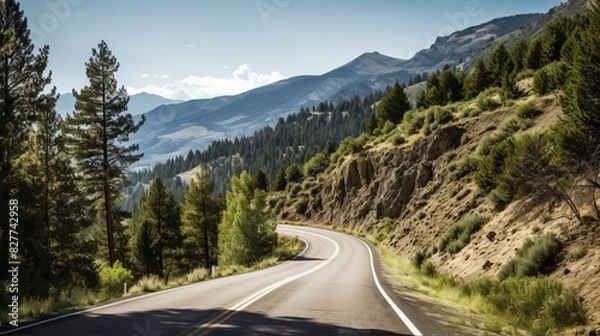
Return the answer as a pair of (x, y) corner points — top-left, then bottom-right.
(476, 96), (502, 111)
(402, 110), (425, 135)
(433, 106), (454, 124)
(412, 251), (426, 269)
(289, 183), (302, 197)
(461, 276), (586, 330)
(515, 102), (541, 119)
(375, 217), (394, 242)
(303, 152), (329, 177)
(390, 133), (406, 145)
(571, 246), (587, 260)
(380, 120), (396, 135)
(491, 277), (585, 329)
(514, 69), (536, 82)
(294, 197), (308, 214)
(128, 275), (164, 295)
(185, 268), (208, 283)
(421, 261), (437, 277)
(498, 234), (562, 280)
(477, 118), (520, 157)
(475, 138), (515, 192)
(98, 261), (133, 298)
(330, 136), (365, 164)
(449, 155), (479, 180)
(486, 133), (552, 208)
(533, 61), (568, 96)
(438, 215), (488, 254)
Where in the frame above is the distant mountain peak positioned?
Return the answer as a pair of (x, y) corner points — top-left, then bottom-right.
(344, 52), (403, 75)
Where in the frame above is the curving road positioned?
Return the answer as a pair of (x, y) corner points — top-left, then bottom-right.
(0, 225), (453, 336)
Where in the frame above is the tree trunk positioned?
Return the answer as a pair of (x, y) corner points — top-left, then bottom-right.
(101, 57), (115, 267)
(202, 193), (210, 268)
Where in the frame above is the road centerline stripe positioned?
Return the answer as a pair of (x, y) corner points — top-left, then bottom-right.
(187, 229), (340, 336)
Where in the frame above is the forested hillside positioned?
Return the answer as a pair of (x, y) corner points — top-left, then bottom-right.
(120, 91), (386, 213)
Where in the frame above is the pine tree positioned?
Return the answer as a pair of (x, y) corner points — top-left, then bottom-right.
(64, 41), (145, 266)
(181, 172), (222, 270)
(271, 166), (287, 191)
(375, 81), (411, 128)
(131, 220), (160, 276)
(541, 16), (571, 66)
(439, 67), (463, 103)
(218, 171), (277, 266)
(526, 39), (544, 70)
(255, 169), (269, 191)
(510, 38), (529, 75)
(131, 178), (182, 280)
(556, 2), (600, 161)
(463, 58), (490, 99)
(487, 43), (510, 87)
(423, 74), (444, 107)
(0, 0), (54, 282)
(13, 91), (97, 295)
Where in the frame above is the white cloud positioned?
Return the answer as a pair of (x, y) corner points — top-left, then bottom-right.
(161, 74), (169, 79)
(186, 44), (196, 48)
(141, 73), (149, 78)
(126, 64), (286, 100)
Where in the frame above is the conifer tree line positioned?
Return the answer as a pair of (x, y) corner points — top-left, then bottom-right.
(126, 90), (386, 201)
(416, 12), (586, 109)
(0, 0), (146, 302)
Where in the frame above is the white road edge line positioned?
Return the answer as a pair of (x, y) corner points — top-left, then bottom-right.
(190, 228), (340, 336)
(0, 231), (309, 336)
(356, 238), (423, 336)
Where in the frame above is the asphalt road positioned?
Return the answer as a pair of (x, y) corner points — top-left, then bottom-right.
(0, 225), (453, 336)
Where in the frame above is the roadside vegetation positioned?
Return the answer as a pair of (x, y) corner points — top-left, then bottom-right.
(381, 234), (585, 335)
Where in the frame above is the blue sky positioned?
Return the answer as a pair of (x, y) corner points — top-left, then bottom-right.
(19, 0), (562, 100)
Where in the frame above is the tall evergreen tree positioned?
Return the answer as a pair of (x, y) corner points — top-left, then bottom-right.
(131, 178), (182, 280)
(510, 38), (529, 75)
(423, 74), (444, 107)
(14, 91), (97, 295)
(463, 58), (490, 99)
(0, 0), (53, 281)
(64, 41), (145, 266)
(487, 43), (510, 87)
(439, 67), (463, 103)
(541, 16), (571, 66)
(556, 2), (600, 161)
(181, 172), (222, 269)
(526, 39), (544, 70)
(218, 171), (277, 266)
(255, 169), (269, 191)
(130, 220), (160, 276)
(372, 81), (410, 130)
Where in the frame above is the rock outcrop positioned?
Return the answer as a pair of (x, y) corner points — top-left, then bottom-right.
(290, 125), (464, 230)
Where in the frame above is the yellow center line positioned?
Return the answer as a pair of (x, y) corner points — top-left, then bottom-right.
(185, 229), (340, 336)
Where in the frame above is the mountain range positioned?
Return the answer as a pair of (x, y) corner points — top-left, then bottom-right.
(124, 12), (551, 168)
